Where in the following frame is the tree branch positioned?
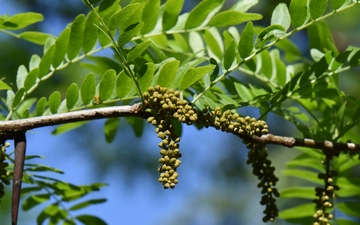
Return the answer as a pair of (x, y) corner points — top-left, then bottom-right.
(0, 103), (151, 139)
(1, 103), (360, 154)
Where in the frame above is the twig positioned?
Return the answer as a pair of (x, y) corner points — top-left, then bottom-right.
(0, 103), (150, 139)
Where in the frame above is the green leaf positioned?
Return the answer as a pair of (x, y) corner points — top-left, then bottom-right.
(275, 38), (302, 62)
(282, 169), (323, 184)
(279, 186), (316, 199)
(330, 0), (348, 10)
(69, 199), (107, 211)
(0, 12), (43, 30)
(255, 24), (286, 49)
(259, 50), (272, 79)
(234, 83), (252, 102)
(189, 31), (205, 57)
(109, 3), (141, 30)
(208, 11), (262, 27)
(180, 65), (215, 90)
(76, 215), (107, 225)
(37, 203), (60, 225)
(126, 117), (144, 137)
(24, 68), (39, 91)
(336, 177), (360, 197)
(127, 40), (151, 61)
(138, 62), (155, 93)
(99, 0), (120, 17)
(52, 28), (70, 68)
(223, 40), (236, 70)
(185, 0), (223, 29)
(156, 60), (180, 87)
(336, 219), (360, 225)
(271, 3), (291, 31)
(29, 54), (41, 71)
(231, 0), (259, 12)
(22, 194), (51, 211)
(18, 31), (54, 45)
(162, 0), (184, 31)
(81, 73), (96, 105)
(279, 203), (315, 219)
(16, 65), (28, 89)
(116, 71), (134, 98)
(104, 118), (119, 143)
(83, 11), (99, 54)
(68, 14), (86, 60)
(39, 44), (55, 78)
(12, 88), (25, 109)
(289, 0), (310, 28)
(307, 21), (338, 54)
(338, 202), (360, 218)
(0, 80), (12, 90)
(66, 83), (79, 110)
(309, 0), (327, 19)
(52, 121), (89, 135)
(238, 22), (254, 59)
(35, 97), (47, 116)
(202, 28), (223, 60)
(141, 0), (160, 34)
(118, 22), (144, 46)
(49, 91), (61, 114)
(99, 69), (116, 101)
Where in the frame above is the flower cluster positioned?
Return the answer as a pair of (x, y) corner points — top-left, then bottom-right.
(313, 160), (339, 225)
(0, 142), (10, 202)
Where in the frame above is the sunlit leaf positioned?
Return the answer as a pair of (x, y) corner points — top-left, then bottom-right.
(127, 40), (151, 61)
(238, 22), (254, 59)
(66, 83), (79, 110)
(49, 91), (61, 114)
(68, 14), (86, 60)
(24, 68), (39, 91)
(35, 97), (47, 116)
(12, 88), (25, 109)
(138, 62), (155, 93)
(279, 186), (315, 199)
(109, 3), (141, 30)
(52, 28), (70, 68)
(180, 65), (215, 90)
(0, 80), (12, 90)
(279, 203), (315, 219)
(116, 71), (134, 98)
(80, 73), (96, 105)
(83, 11), (98, 53)
(162, 0), (184, 30)
(141, 0), (160, 34)
(289, 0), (310, 28)
(185, 0), (223, 29)
(282, 169), (323, 184)
(234, 83), (252, 102)
(19, 31), (54, 45)
(99, 0), (120, 17)
(209, 11), (262, 27)
(309, 0), (327, 19)
(99, 69), (116, 101)
(0, 12), (43, 30)
(271, 3), (291, 31)
(223, 39), (236, 70)
(118, 22), (144, 46)
(156, 59), (180, 87)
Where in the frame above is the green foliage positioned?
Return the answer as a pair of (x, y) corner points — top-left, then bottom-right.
(1, 0), (360, 224)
